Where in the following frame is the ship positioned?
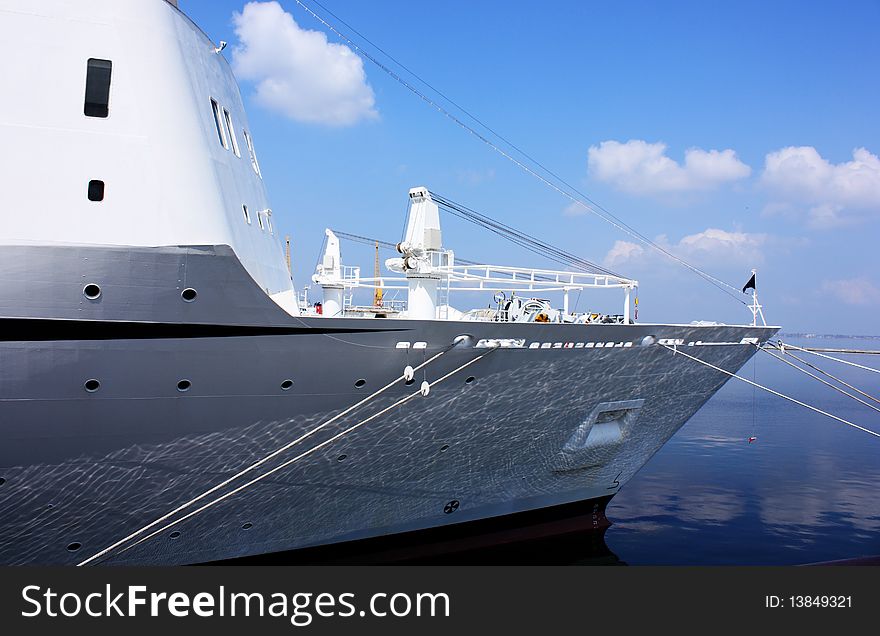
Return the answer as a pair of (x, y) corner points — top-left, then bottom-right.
(0, 0), (778, 565)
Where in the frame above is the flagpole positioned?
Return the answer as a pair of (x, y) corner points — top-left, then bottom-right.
(747, 269), (766, 326)
(750, 269), (757, 326)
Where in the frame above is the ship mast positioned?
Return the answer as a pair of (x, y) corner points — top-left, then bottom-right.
(373, 241), (383, 307)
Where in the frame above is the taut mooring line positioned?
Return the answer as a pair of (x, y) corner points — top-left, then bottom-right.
(80, 346), (496, 565)
(659, 344), (880, 439)
(78, 346), (457, 566)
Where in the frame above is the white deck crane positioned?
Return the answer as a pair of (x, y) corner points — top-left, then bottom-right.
(313, 187), (638, 322)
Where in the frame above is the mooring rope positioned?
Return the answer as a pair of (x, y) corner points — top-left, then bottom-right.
(764, 344), (880, 407)
(779, 345), (880, 355)
(660, 344), (880, 439)
(777, 341), (880, 375)
(80, 346), (495, 565)
(78, 345), (458, 566)
(760, 346), (880, 415)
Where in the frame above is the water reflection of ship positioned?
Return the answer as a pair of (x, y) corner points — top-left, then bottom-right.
(215, 496), (624, 565)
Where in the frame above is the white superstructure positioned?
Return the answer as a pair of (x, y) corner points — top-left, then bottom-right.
(0, 0), (296, 311)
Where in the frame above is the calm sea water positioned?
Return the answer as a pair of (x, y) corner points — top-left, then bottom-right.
(604, 335), (880, 565)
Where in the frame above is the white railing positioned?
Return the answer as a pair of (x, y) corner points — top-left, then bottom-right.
(342, 265), (361, 285)
(437, 264), (634, 292)
(355, 263), (635, 293)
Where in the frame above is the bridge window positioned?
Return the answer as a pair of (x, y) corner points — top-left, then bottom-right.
(255, 209), (272, 233)
(84, 59), (112, 118)
(223, 108), (240, 157)
(210, 98), (228, 149)
(243, 130), (262, 178)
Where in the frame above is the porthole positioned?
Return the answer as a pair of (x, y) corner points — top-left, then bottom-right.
(84, 379), (101, 392)
(405, 378), (415, 386)
(66, 542), (82, 552)
(465, 376), (476, 384)
(354, 379), (366, 389)
(169, 531), (181, 540)
(337, 454), (347, 462)
(181, 287), (197, 302)
(83, 283), (101, 300)
(87, 179), (105, 202)
(177, 379), (191, 392)
(440, 444), (449, 453)
(0, 477), (6, 487)
(242, 522), (253, 530)
(281, 379), (294, 390)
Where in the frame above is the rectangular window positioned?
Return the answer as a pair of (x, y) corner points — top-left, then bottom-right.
(223, 108), (240, 157)
(243, 130), (262, 178)
(84, 59), (112, 118)
(88, 180), (105, 201)
(242, 204), (251, 225)
(257, 210), (265, 231)
(265, 209), (273, 234)
(210, 99), (228, 149)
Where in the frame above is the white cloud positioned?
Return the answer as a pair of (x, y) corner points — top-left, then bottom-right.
(587, 139), (751, 195)
(761, 146), (880, 228)
(820, 277), (880, 306)
(232, 1), (378, 126)
(676, 228), (767, 263)
(603, 240), (644, 267)
(603, 228), (767, 269)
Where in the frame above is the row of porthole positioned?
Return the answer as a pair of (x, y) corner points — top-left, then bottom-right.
(82, 284), (197, 303)
(64, 521), (256, 553)
(335, 443), (450, 465)
(82, 376), (476, 393)
(83, 378), (291, 393)
(65, 500), (462, 553)
(85, 378), (192, 393)
(166, 520), (253, 542)
(56, 441), (456, 553)
(85, 378), (290, 392)
(0, 444), (450, 491)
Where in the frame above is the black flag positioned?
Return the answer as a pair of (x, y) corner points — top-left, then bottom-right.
(742, 273), (756, 294)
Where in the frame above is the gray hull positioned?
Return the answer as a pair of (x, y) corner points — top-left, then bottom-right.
(0, 244), (777, 564)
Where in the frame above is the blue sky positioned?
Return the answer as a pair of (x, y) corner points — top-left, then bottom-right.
(182, 0), (880, 334)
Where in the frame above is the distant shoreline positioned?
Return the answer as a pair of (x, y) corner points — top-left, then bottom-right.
(779, 332), (880, 340)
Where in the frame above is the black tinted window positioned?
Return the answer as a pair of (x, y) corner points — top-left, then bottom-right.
(84, 59), (112, 118)
(88, 180), (105, 201)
